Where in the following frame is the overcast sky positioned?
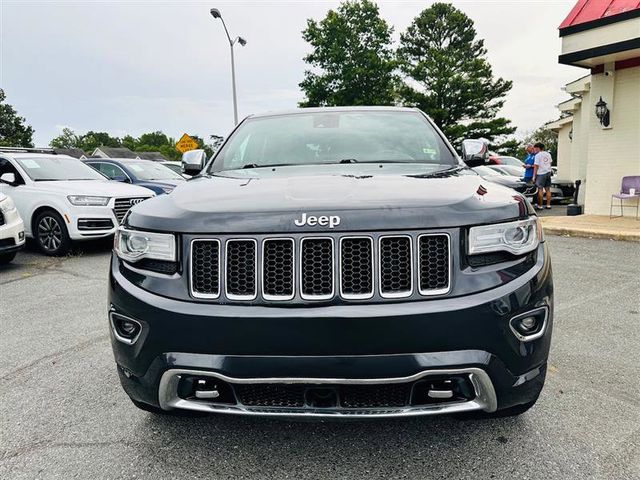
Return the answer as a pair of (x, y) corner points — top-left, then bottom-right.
(1, 0), (581, 147)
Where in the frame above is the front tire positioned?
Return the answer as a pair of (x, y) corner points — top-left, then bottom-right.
(34, 210), (71, 256)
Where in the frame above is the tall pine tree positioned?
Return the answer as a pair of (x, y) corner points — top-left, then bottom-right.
(397, 3), (514, 147)
(299, 0), (397, 107)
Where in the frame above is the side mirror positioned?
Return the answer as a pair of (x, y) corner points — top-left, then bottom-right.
(182, 149), (207, 176)
(0, 172), (16, 185)
(461, 139), (489, 167)
(112, 176), (129, 183)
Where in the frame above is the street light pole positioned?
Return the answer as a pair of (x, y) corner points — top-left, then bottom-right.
(210, 8), (246, 125)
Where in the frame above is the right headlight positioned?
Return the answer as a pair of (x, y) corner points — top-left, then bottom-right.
(114, 227), (176, 263)
(468, 217), (541, 255)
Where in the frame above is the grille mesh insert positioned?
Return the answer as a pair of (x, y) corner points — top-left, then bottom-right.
(191, 240), (220, 296)
(235, 384), (305, 407)
(341, 238), (373, 297)
(301, 239), (333, 298)
(380, 236), (412, 295)
(263, 239), (294, 298)
(418, 235), (450, 292)
(226, 240), (256, 298)
(340, 384), (411, 408)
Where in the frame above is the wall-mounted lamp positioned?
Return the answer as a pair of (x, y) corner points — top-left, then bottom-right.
(595, 96), (610, 127)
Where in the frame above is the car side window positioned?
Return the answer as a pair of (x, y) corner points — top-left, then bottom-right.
(96, 162), (128, 180)
(0, 157), (26, 185)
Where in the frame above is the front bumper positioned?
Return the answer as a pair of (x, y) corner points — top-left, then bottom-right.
(0, 210), (25, 253)
(109, 243), (553, 416)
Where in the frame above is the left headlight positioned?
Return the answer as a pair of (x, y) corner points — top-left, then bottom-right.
(67, 195), (110, 206)
(468, 217), (541, 255)
(114, 227), (177, 263)
(0, 196), (17, 213)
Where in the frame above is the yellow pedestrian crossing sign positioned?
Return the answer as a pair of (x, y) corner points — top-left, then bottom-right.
(176, 133), (199, 153)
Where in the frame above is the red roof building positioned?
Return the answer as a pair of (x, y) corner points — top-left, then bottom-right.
(551, 0), (640, 216)
(559, 0), (640, 67)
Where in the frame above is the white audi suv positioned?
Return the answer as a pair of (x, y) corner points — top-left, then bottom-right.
(0, 149), (154, 256)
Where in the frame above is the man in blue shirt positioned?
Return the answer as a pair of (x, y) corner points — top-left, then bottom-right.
(523, 144), (536, 183)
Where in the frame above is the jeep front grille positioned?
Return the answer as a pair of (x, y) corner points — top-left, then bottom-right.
(190, 233), (450, 303)
(113, 197), (147, 224)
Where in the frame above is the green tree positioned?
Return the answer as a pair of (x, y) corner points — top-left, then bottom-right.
(137, 131), (170, 148)
(49, 127), (81, 149)
(397, 3), (515, 147)
(80, 131), (122, 152)
(299, 0), (397, 107)
(0, 89), (34, 147)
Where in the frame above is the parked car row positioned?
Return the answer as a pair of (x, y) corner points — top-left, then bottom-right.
(0, 148), (158, 258)
(478, 163), (575, 203)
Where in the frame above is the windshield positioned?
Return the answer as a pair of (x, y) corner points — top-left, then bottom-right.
(162, 163), (183, 175)
(210, 110), (457, 172)
(127, 161), (184, 181)
(16, 156), (106, 181)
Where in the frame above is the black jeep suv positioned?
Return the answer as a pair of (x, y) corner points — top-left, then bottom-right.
(109, 107), (552, 419)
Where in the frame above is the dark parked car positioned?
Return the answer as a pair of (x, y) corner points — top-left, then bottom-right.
(473, 165), (537, 197)
(84, 158), (185, 195)
(109, 107), (552, 420)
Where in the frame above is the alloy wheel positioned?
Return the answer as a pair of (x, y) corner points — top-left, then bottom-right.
(38, 215), (63, 253)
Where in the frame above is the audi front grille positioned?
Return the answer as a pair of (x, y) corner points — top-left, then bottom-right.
(190, 233), (450, 303)
(113, 197), (147, 224)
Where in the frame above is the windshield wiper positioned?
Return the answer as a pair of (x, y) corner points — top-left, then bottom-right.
(34, 178), (62, 182)
(420, 165), (467, 178)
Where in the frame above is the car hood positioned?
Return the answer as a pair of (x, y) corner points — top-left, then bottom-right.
(127, 165), (533, 233)
(34, 180), (154, 198)
(482, 175), (524, 187)
(136, 179), (184, 189)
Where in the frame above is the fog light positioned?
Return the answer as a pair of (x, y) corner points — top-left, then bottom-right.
(519, 316), (537, 331)
(509, 307), (548, 342)
(110, 311), (142, 344)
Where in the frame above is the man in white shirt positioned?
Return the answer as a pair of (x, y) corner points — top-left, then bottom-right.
(533, 142), (553, 210)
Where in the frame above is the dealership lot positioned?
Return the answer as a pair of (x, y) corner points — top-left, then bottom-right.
(1, 236), (639, 479)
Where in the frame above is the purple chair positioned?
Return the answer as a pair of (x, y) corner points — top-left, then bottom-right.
(610, 176), (640, 220)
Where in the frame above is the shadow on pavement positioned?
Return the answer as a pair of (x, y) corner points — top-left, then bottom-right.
(133, 411), (532, 476)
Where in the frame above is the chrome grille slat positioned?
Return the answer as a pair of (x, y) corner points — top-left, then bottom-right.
(418, 234), (451, 295)
(190, 239), (220, 298)
(300, 238), (334, 300)
(340, 237), (374, 299)
(225, 239), (257, 300)
(379, 235), (413, 298)
(262, 239), (295, 300)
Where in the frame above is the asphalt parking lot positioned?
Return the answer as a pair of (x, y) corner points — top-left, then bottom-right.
(1, 236), (639, 480)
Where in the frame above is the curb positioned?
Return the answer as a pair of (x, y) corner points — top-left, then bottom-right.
(542, 225), (640, 242)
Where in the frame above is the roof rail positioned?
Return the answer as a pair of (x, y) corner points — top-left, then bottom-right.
(0, 146), (56, 154)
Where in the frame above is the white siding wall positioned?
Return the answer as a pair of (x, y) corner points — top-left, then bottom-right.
(584, 67), (640, 215)
(556, 123), (573, 180)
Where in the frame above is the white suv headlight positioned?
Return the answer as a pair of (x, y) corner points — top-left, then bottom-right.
(0, 196), (17, 213)
(114, 227), (177, 263)
(67, 195), (110, 206)
(468, 217), (541, 255)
